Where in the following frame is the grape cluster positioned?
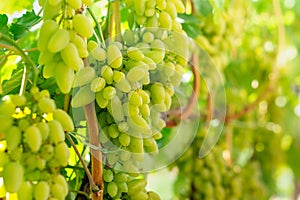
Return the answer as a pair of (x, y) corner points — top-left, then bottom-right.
(0, 88), (74, 200)
(38, 0), (94, 93)
(125, 0), (185, 31)
(70, 28), (192, 199)
(172, 129), (267, 200)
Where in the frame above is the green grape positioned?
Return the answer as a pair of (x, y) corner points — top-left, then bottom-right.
(129, 136), (144, 154)
(107, 153), (119, 166)
(159, 11), (172, 30)
(73, 66), (96, 87)
(40, 144), (54, 162)
(91, 46), (107, 61)
(109, 95), (124, 122)
(65, 0), (81, 9)
(127, 179), (147, 195)
(117, 181), (128, 193)
(17, 181), (33, 200)
(24, 126), (42, 152)
(87, 40), (98, 52)
(38, 97), (56, 113)
(150, 83), (165, 104)
(103, 169), (114, 182)
(165, 1), (177, 19)
(34, 181), (50, 200)
(48, 0), (62, 6)
(71, 85), (95, 108)
(145, 8), (155, 17)
(156, 0), (166, 10)
(115, 78), (131, 93)
(43, 60), (56, 78)
(95, 91), (109, 108)
(53, 109), (74, 131)
(139, 104), (150, 118)
(127, 66), (147, 82)
(134, 0), (145, 16)
(43, 1), (61, 19)
(37, 157), (46, 170)
(101, 65), (114, 84)
(113, 71), (125, 83)
(54, 61), (74, 94)
(164, 62), (175, 77)
(72, 35), (89, 58)
(131, 191), (148, 200)
(127, 47), (145, 61)
(36, 122), (50, 141)
(48, 29), (70, 53)
(102, 86), (117, 100)
(48, 120), (65, 144)
(53, 174), (69, 196)
(129, 92), (143, 107)
(54, 142), (70, 166)
(38, 50), (54, 65)
(38, 20), (59, 51)
(143, 32), (155, 43)
(144, 51), (164, 63)
(118, 122), (129, 132)
(107, 44), (123, 69)
(90, 77), (106, 92)
(138, 89), (150, 104)
(9, 147), (23, 161)
(5, 126), (21, 151)
(146, 15), (158, 28)
(108, 124), (119, 138)
(143, 137), (158, 153)
(114, 172), (128, 182)
(51, 183), (67, 200)
(3, 162), (24, 193)
(107, 181), (118, 197)
(170, 0), (185, 13)
(148, 191), (161, 200)
(72, 14), (94, 38)
(61, 43), (83, 71)
(118, 133), (131, 146)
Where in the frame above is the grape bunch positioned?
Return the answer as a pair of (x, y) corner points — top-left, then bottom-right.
(172, 128), (267, 200)
(125, 0), (185, 31)
(0, 88), (74, 200)
(70, 28), (192, 199)
(37, 0), (94, 93)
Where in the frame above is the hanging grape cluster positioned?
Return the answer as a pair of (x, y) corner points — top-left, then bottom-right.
(172, 128), (267, 200)
(0, 88), (74, 200)
(38, 0), (94, 93)
(70, 27), (192, 199)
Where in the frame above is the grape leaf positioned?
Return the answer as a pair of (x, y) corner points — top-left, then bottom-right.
(10, 10), (41, 40)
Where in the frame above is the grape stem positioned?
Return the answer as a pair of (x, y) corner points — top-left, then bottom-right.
(0, 33), (38, 95)
(66, 132), (100, 193)
(84, 101), (104, 200)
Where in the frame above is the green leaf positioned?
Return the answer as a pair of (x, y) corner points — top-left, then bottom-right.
(10, 11), (41, 40)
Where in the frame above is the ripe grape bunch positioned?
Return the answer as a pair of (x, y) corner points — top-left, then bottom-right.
(0, 88), (74, 200)
(70, 28), (192, 199)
